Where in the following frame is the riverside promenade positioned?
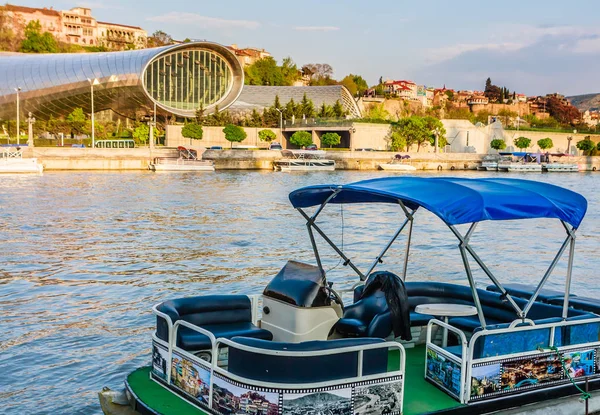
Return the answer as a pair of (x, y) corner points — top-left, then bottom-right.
(21, 147), (600, 171)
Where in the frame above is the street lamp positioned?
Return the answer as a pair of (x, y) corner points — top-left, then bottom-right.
(15, 87), (21, 145)
(433, 127), (441, 153)
(88, 78), (100, 148)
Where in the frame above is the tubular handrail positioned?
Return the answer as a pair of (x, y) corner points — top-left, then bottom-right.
(213, 337), (405, 385)
(172, 319), (217, 351)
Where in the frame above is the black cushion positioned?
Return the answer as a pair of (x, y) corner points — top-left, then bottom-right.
(336, 290), (392, 338)
(485, 283), (576, 303)
(410, 311), (434, 326)
(177, 322), (273, 351)
(228, 337), (388, 383)
(155, 295), (272, 351)
(558, 297), (600, 315)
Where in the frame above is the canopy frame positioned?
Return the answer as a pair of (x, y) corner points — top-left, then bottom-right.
(296, 192), (579, 326)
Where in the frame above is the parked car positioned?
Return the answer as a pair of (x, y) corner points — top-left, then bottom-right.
(269, 142), (283, 150)
(209, 146), (223, 150)
(306, 144), (318, 150)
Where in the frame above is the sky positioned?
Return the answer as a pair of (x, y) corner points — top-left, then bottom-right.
(22, 0), (600, 96)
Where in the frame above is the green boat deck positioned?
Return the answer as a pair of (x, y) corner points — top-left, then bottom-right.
(127, 345), (464, 415)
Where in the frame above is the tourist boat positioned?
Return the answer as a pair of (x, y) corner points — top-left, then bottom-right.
(542, 154), (580, 172)
(100, 177), (600, 415)
(0, 147), (43, 173)
(273, 150), (335, 172)
(379, 154), (417, 172)
(498, 152), (543, 172)
(149, 146), (215, 172)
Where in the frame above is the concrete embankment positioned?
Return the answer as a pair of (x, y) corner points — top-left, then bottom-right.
(22, 147), (600, 171)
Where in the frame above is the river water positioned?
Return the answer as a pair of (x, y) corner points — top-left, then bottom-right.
(1, 170), (599, 414)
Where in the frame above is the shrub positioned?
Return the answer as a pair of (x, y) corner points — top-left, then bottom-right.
(320, 132), (341, 148)
(181, 123), (203, 140)
(513, 136), (531, 150)
(490, 139), (507, 150)
(537, 137), (553, 150)
(223, 124), (247, 147)
(258, 129), (277, 142)
(290, 131), (313, 148)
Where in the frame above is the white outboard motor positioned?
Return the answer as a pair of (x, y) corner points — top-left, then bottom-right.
(261, 260), (342, 343)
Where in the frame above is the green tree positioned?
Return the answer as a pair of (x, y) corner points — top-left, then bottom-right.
(181, 123), (204, 140)
(20, 20), (59, 53)
(332, 100), (345, 117)
(245, 57), (283, 86)
(318, 103), (334, 118)
(537, 138), (553, 150)
(513, 136), (531, 150)
(320, 132), (341, 148)
(576, 138), (595, 155)
(340, 74), (368, 96)
(423, 116), (447, 149)
(133, 123), (156, 145)
(365, 103), (390, 120)
(280, 57), (301, 85)
(223, 124), (247, 148)
(299, 94), (316, 118)
(394, 116), (431, 152)
(490, 139), (507, 151)
(244, 109), (264, 127)
(389, 131), (407, 151)
(66, 108), (86, 136)
(290, 131), (313, 148)
(258, 129), (277, 142)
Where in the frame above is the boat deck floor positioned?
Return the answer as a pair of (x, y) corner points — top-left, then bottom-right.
(126, 345), (464, 415)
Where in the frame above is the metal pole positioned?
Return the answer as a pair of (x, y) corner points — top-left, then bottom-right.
(15, 87), (20, 145)
(459, 245), (487, 329)
(562, 233), (576, 320)
(402, 218), (414, 281)
(91, 82), (95, 148)
(27, 112), (35, 147)
(365, 218), (410, 277)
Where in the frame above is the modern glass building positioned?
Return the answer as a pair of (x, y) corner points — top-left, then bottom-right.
(0, 41), (244, 121)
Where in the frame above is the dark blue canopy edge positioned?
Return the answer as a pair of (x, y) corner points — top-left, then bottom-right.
(289, 177), (587, 228)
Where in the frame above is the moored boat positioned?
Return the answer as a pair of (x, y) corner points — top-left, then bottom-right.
(102, 177), (600, 415)
(0, 148), (43, 173)
(149, 146), (215, 172)
(379, 154), (417, 172)
(273, 150), (335, 172)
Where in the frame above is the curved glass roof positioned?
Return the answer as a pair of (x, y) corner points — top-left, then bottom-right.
(0, 41), (244, 120)
(289, 177), (587, 228)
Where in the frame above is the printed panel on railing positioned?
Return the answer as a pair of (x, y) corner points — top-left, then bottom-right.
(425, 347), (462, 399)
(469, 346), (600, 402)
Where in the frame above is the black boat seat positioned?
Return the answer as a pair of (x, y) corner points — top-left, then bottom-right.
(227, 336), (388, 383)
(177, 322), (272, 351)
(550, 297), (600, 315)
(336, 290), (392, 338)
(156, 295), (273, 351)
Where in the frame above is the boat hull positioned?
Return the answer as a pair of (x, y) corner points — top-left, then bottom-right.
(0, 158), (43, 173)
(274, 159), (335, 171)
(379, 163), (417, 171)
(543, 163), (579, 172)
(506, 163), (543, 172)
(149, 159), (215, 172)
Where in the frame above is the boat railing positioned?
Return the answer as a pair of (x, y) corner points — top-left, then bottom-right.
(213, 336), (406, 386)
(426, 319), (469, 402)
(1, 148), (22, 159)
(424, 315), (600, 404)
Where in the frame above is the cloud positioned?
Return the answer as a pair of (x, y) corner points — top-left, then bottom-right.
(425, 25), (600, 65)
(294, 26), (340, 32)
(147, 12), (260, 30)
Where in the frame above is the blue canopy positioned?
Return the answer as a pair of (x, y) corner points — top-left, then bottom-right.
(289, 177), (587, 228)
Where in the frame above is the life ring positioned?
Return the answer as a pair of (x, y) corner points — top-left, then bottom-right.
(593, 166), (597, 172)
(450, 166), (456, 171)
(437, 165), (442, 171)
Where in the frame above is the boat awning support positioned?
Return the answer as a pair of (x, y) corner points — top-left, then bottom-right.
(298, 194), (417, 282)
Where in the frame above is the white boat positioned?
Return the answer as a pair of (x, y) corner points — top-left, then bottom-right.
(544, 163), (579, 172)
(507, 163), (543, 172)
(149, 146), (215, 172)
(0, 148), (43, 173)
(379, 155), (417, 171)
(477, 155), (505, 171)
(274, 150), (335, 172)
